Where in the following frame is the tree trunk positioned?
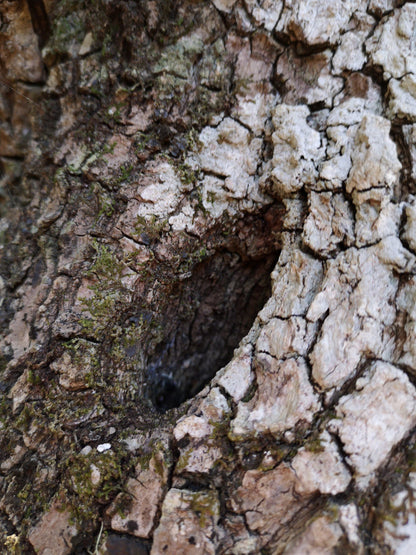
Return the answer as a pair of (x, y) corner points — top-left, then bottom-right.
(1, 0), (416, 553)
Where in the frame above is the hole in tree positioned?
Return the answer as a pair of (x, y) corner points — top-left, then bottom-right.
(145, 205), (283, 412)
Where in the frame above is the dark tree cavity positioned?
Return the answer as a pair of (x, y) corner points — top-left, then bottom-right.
(147, 241), (278, 411)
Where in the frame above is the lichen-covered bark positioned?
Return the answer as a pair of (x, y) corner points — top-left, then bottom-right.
(2, 0), (416, 553)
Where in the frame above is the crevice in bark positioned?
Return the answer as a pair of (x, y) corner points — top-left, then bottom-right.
(264, 495), (325, 554)
(391, 122), (415, 199)
(26, 0), (50, 48)
(365, 429), (416, 549)
(323, 356), (376, 408)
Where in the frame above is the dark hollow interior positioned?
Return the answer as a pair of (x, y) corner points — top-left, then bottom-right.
(146, 248), (278, 412)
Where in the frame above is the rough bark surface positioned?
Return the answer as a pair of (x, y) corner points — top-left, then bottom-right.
(2, 0), (416, 553)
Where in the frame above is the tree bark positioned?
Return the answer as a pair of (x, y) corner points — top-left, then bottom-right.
(1, 0), (416, 553)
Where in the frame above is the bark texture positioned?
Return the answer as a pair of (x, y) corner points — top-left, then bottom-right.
(1, 0), (416, 553)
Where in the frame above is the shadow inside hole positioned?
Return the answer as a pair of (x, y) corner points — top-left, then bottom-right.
(146, 249), (277, 412)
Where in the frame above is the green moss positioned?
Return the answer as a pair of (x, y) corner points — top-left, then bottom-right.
(175, 447), (192, 473)
(117, 163), (134, 183)
(304, 436), (325, 453)
(177, 246), (209, 274)
(110, 491), (133, 520)
(79, 241), (130, 340)
(191, 186), (208, 216)
(209, 417), (231, 441)
(17, 484), (32, 502)
(27, 369), (42, 386)
(102, 141), (116, 155)
(137, 440), (170, 477)
(64, 447), (131, 524)
(64, 337), (97, 361)
(185, 128), (203, 152)
(206, 191), (217, 204)
(177, 162), (197, 187)
(138, 452), (153, 471)
(134, 215), (169, 242)
(134, 131), (153, 154)
(189, 490), (219, 528)
(105, 102), (126, 125)
(15, 405), (35, 432)
(53, 167), (69, 185)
